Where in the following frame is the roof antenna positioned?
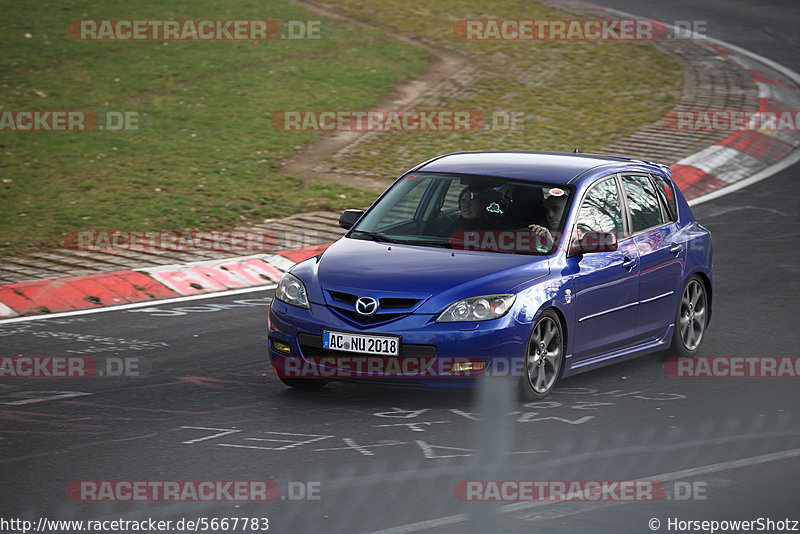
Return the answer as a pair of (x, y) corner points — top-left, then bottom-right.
(572, 147), (579, 153)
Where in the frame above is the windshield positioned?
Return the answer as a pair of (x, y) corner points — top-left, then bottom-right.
(350, 173), (573, 254)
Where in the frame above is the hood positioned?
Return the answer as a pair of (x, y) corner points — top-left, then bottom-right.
(291, 237), (550, 314)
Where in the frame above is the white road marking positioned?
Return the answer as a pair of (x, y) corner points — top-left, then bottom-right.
(689, 149), (800, 206)
(364, 446), (800, 534)
(0, 284), (277, 325)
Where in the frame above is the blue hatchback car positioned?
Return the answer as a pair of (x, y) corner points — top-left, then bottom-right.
(268, 151), (712, 399)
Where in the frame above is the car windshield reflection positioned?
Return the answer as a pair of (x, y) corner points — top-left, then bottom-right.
(350, 173), (573, 255)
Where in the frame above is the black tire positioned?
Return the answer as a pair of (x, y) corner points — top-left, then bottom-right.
(668, 275), (709, 357)
(277, 375), (327, 390)
(519, 309), (564, 400)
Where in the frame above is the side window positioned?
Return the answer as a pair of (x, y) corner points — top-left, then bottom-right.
(575, 176), (623, 234)
(621, 175), (665, 233)
(651, 174), (677, 222)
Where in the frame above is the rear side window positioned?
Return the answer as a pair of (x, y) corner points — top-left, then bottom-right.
(621, 175), (665, 233)
(651, 174), (677, 221)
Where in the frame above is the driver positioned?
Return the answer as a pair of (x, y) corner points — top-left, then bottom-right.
(458, 187), (489, 225)
(437, 185), (506, 242)
(451, 186), (505, 230)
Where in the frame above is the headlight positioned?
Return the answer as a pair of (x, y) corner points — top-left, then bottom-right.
(275, 273), (310, 309)
(437, 294), (515, 322)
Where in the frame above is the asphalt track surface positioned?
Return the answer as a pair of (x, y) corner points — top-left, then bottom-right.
(2, 2), (799, 533)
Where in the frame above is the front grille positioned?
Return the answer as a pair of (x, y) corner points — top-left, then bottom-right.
(333, 309), (408, 324)
(322, 288), (428, 325)
(328, 290), (358, 305)
(380, 297), (422, 309)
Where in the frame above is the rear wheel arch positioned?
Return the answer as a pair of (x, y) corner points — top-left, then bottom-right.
(692, 271), (712, 324)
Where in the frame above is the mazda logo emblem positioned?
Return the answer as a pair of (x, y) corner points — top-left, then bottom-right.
(355, 297), (379, 316)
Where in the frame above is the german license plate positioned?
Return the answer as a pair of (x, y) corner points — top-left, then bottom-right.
(322, 331), (400, 356)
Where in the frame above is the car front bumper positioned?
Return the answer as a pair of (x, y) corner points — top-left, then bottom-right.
(267, 299), (531, 388)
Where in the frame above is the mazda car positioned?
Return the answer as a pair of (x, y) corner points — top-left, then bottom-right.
(267, 151), (712, 399)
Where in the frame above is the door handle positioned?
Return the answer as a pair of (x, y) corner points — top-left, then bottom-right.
(669, 242), (684, 255)
(621, 257), (637, 270)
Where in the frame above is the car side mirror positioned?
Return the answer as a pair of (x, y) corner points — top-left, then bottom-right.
(569, 231), (618, 256)
(339, 209), (365, 230)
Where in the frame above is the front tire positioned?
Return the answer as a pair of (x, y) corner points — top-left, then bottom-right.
(519, 310), (564, 400)
(668, 275), (709, 357)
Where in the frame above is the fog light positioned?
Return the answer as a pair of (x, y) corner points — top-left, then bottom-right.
(449, 360), (486, 373)
(271, 340), (292, 356)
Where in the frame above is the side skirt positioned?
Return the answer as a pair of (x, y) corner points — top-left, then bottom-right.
(562, 324), (674, 377)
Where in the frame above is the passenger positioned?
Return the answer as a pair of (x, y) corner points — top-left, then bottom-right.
(529, 194), (567, 247)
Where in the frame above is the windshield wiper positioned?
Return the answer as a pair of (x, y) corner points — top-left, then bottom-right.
(350, 230), (406, 244)
(351, 231), (452, 248)
(404, 239), (452, 248)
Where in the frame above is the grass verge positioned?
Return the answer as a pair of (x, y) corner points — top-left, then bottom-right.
(0, 0), (429, 255)
(319, 0), (682, 178)
(0, 0), (681, 257)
